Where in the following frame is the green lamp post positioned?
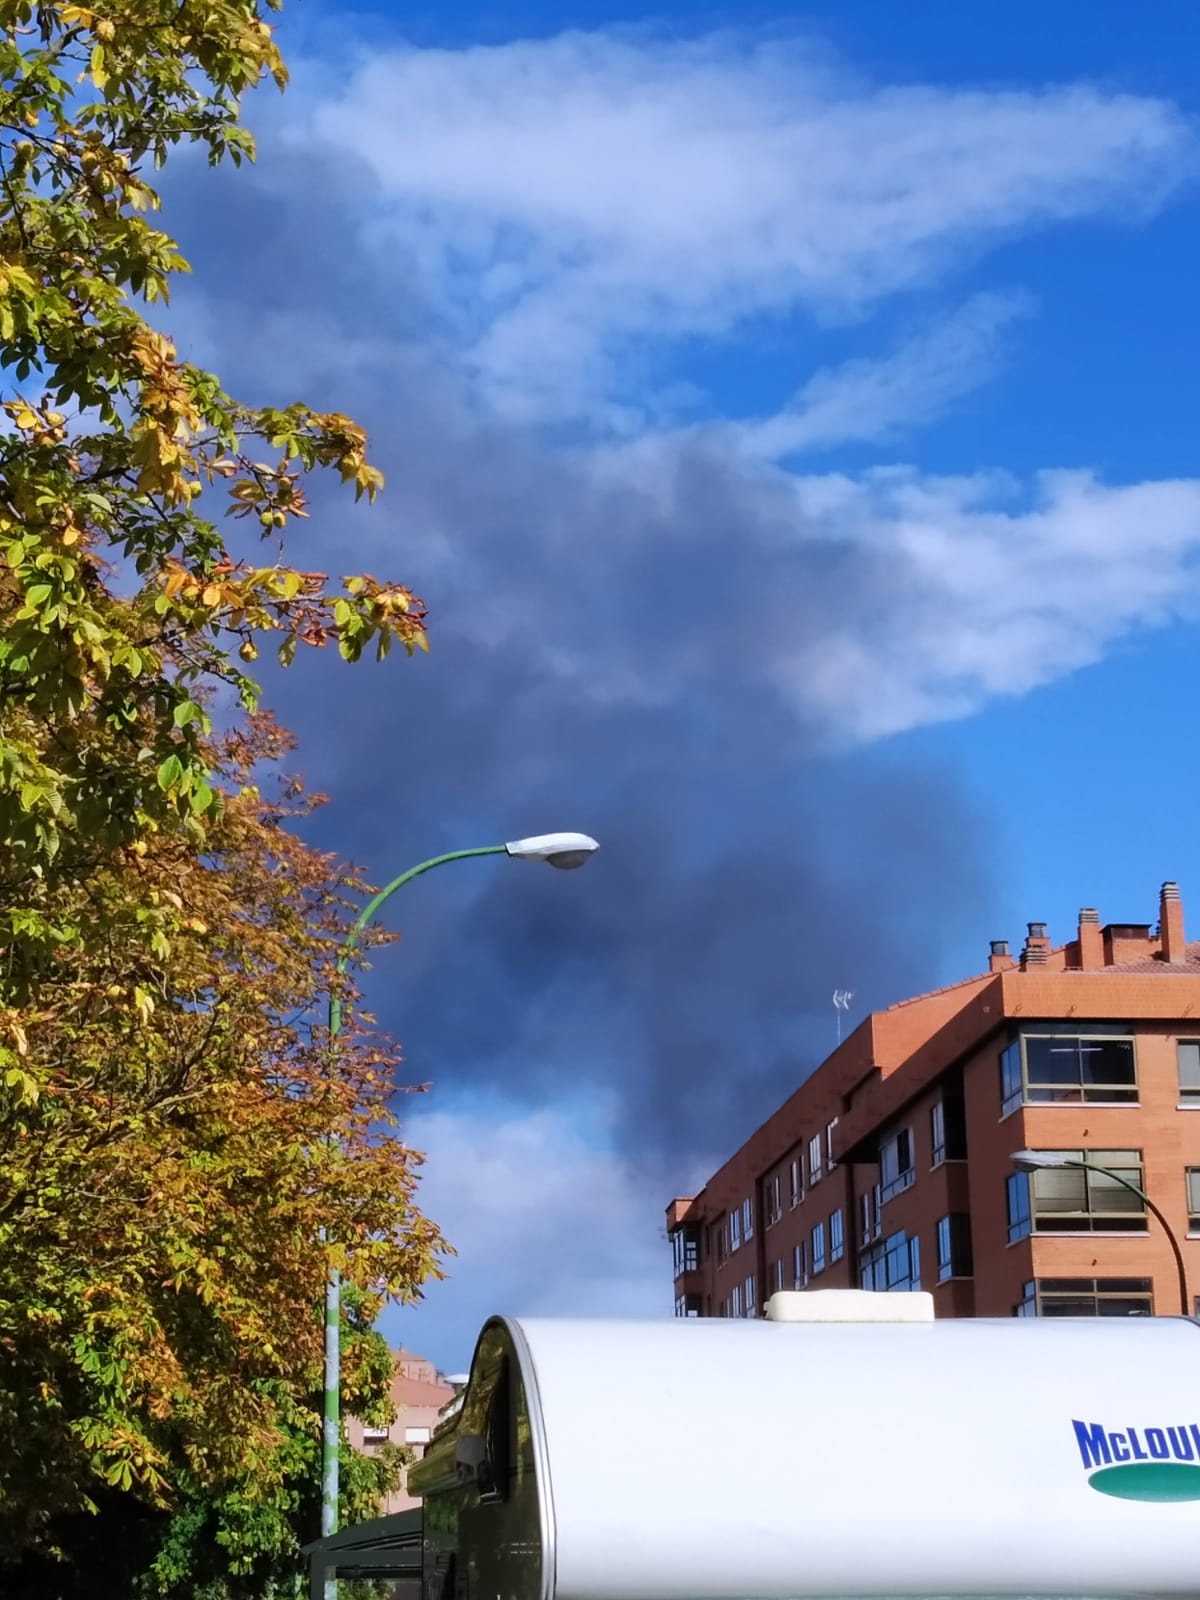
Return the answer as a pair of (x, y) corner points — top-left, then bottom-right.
(321, 833), (599, 1588)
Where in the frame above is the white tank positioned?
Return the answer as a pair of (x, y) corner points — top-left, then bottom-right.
(410, 1296), (1200, 1599)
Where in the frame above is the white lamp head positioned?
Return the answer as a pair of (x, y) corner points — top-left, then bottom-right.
(1012, 1149), (1072, 1173)
(505, 832), (599, 870)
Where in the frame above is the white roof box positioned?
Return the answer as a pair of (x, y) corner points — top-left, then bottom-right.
(765, 1287), (934, 1321)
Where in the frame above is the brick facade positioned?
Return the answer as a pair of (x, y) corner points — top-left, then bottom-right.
(667, 881), (1200, 1321)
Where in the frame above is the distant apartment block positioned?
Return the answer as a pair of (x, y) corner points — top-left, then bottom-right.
(667, 881), (1200, 1321)
(346, 1349), (455, 1514)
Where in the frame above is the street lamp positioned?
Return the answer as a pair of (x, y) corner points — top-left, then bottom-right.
(1011, 1150), (1190, 1317)
(321, 833), (598, 1582)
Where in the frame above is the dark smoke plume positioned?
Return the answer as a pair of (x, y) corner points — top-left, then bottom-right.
(163, 133), (993, 1170)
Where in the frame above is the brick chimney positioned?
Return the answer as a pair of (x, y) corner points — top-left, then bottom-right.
(1021, 922), (1050, 969)
(1077, 907), (1103, 970)
(988, 939), (1014, 973)
(1160, 881), (1186, 964)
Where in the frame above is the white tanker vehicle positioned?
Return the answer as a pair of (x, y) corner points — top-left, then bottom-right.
(307, 1290), (1200, 1600)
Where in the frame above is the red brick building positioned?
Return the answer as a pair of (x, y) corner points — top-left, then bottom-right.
(667, 881), (1200, 1321)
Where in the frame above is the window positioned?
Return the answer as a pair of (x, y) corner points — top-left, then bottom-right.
(731, 1282), (742, 1317)
(860, 1243), (883, 1291)
(713, 1219), (726, 1267)
(744, 1274), (756, 1317)
(811, 1220), (827, 1275)
(930, 1100), (945, 1166)
(789, 1157), (802, 1208)
(1179, 1042), (1200, 1104)
(930, 1085), (967, 1164)
(878, 1230), (921, 1290)
(1025, 1035), (1136, 1104)
(793, 1240), (808, 1289)
(771, 1257), (785, 1294)
(671, 1225), (699, 1276)
(765, 1175), (782, 1227)
(674, 1293), (701, 1317)
(887, 1229), (920, 1291)
(1188, 1169), (1200, 1234)
(1000, 1039), (1023, 1116)
(830, 1208), (844, 1264)
(1014, 1150), (1147, 1235)
(362, 1424), (389, 1443)
(1001, 1029), (1137, 1113)
(729, 1206), (742, 1252)
(860, 1230), (920, 1293)
(879, 1127), (914, 1201)
(742, 1196), (754, 1241)
(808, 1134), (824, 1186)
(1007, 1172), (1032, 1243)
(1018, 1278), (1154, 1317)
(936, 1214), (973, 1282)
(404, 1426), (431, 1445)
(859, 1183), (882, 1245)
(826, 1118), (840, 1170)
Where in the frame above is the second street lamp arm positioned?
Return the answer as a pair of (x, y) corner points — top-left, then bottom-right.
(1072, 1160), (1190, 1319)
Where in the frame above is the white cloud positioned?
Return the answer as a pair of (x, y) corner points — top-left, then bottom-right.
(762, 466), (1200, 738)
(195, 30), (1200, 747)
(736, 292), (1033, 460)
(292, 31), (1193, 418)
(567, 442), (1200, 740)
(382, 1105), (675, 1369)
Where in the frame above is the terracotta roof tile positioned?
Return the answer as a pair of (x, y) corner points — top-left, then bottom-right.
(884, 970), (993, 1011)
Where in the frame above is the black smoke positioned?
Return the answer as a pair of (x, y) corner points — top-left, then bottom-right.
(161, 128), (994, 1171)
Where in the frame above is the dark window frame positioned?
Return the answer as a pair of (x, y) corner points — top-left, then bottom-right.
(936, 1213), (973, 1281)
(1179, 1041), (1200, 1104)
(1001, 1028), (1138, 1115)
(1011, 1149), (1148, 1237)
(830, 1207), (845, 1264)
(1016, 1277), (1154, 1317)
(880, 1126), (915, 1202)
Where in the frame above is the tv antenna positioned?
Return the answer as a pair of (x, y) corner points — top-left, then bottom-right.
(833, 989), (854, 1044)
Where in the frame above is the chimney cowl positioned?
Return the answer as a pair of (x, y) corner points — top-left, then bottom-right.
(1027, 922), (1048, 940)
(1079, 907), (1100, 924)
(990, 939), (1009, 956)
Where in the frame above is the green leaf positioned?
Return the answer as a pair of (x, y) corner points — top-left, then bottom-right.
(189, 780), (215, 814)
(156, 754), (184, 792)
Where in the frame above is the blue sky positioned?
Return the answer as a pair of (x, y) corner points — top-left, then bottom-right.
(163, 0), (1200, 1369)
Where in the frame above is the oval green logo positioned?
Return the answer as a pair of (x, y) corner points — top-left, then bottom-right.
(1089, 1462), (1200, 1503)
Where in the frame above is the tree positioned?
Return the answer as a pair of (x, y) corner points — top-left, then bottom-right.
(0, 0), (447, 1585)
(0, 715), (445, 1582)
(3, 1292), (415, 1598)
(0, 0), (428, 869)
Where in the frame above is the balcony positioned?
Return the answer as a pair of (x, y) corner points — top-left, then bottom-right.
(674, 1266), (705, 1298)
